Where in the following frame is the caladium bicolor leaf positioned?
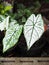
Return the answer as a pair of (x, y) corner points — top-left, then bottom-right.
(0, 16), (10, 31)
(24, 14), (44, 50)
(3, 23), (23, 53)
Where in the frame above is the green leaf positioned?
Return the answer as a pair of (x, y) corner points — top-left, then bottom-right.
(17, 4), (25, 10)
(3, 23), (23, 53)
(0, 15), (5, 21)
(22, 16), (26, 23)
(45, 0), (49, 2)
(1, 10), (5, 14)
(24, 14), (44, 50)
(4, 5), (12, 12)
(0, 4), (3, 9)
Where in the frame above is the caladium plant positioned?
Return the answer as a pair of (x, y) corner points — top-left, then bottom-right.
(0, 14), (44, 53)
(0, 15), (23, 53)
(3, 23), (23, 52)
(24, 14), (44, 50)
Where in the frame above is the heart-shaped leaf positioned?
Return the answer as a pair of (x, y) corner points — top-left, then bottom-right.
(3, 22), (23, 53)
(24, 14), (44, 50)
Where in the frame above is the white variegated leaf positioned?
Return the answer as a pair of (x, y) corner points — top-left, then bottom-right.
(0, 16), (10, 31)
(3, 23), (23, 53)
(24, 14), (44, 50)
(5, 16), (10, 30)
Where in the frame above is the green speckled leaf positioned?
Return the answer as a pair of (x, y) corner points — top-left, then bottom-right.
(3, 23), (23, 53)
(24, 14), (44, 50)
